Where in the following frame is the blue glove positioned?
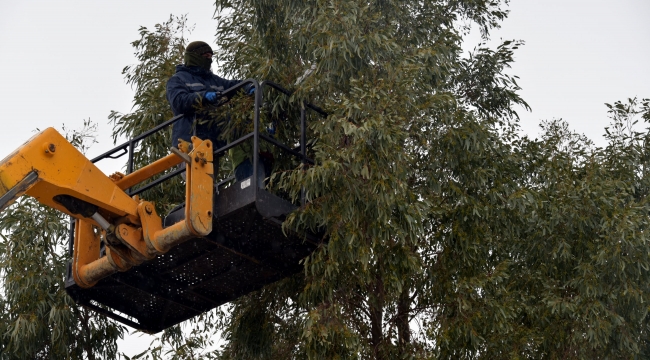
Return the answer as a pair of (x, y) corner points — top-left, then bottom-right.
(205, 91), (219, 103)
(248, 86), (255, 95)
(266, 122), (276, 136)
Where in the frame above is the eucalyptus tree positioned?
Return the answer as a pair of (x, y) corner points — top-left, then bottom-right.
(507, 100), (650, 358)
(211, 0), (529, 358)
(209, 0), (650, 358)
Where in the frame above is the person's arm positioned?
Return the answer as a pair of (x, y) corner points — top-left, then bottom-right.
(213, 75), (253, 94)
(166, 75), (206, 115)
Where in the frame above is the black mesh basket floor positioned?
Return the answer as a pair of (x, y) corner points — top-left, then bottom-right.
(65, 180), (320, 333)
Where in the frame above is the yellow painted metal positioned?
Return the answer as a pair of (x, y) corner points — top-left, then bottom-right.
(185, 136), (214, 236)
(114, 224), (150, 263)
(105, 247), (132, 272)
(177, 139), (192, 154)
(0, 128), (216, 288)
(71, 138), (215, 288)
(71, 220), (139, 288)
(151, 220), (196, 254)
(138, 201), (165, 255)
(79, 249), (126, 287)
(145, 137), (214, 253)
(0, 127), (139, 221)
(72, 219), (98, 288)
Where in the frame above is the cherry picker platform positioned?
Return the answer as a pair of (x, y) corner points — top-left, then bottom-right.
(0, 80), (326, 333)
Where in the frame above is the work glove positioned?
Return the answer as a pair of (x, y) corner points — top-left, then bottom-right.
(248, 86), (255, 95)
(266, 122), (276, 136)
(205, 91), (220, 103)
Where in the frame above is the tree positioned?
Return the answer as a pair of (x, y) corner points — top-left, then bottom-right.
(0, 121), (124, 360)
(505, 100), (650, 358)
(209, 0), (526, 358)
(208, 0), (650, 358)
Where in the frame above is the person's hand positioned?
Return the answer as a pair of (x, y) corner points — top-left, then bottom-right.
(205, 91), (219, 103)
(248, 86), (255, 95)
(266, 122), (276, 136)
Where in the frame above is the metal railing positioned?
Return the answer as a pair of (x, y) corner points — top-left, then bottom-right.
(91, 80), (326, 201)
(68, 80), (326, 282)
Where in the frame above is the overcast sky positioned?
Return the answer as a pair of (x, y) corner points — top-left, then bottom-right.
(0, 0), (648, 356)
(483, 0), (650, 144)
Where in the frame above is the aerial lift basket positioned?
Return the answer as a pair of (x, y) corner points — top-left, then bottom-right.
(0, 80), (326, 333)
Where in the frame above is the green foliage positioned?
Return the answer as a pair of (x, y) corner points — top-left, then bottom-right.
(0, 120), (124, 359)
(208, 0), (650, 358)
(109, 15), (188, 214)
(209, 0), (522, 358)
(514, 99), (650, 358)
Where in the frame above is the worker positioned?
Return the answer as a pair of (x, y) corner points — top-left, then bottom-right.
(166, 40), (244, 155)
(167, 40), (274, 186)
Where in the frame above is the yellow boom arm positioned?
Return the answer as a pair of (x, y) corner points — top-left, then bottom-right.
(0, 127), (214, 288)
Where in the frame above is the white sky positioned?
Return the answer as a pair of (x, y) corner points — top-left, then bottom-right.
(0, 0), (649, 356)
(0, 0), (219, 175)
(482, 0), (650, 144)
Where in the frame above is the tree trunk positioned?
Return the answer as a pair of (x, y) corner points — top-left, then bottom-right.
(397, 282), (411, 356)
(369, 274), (385, 360)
